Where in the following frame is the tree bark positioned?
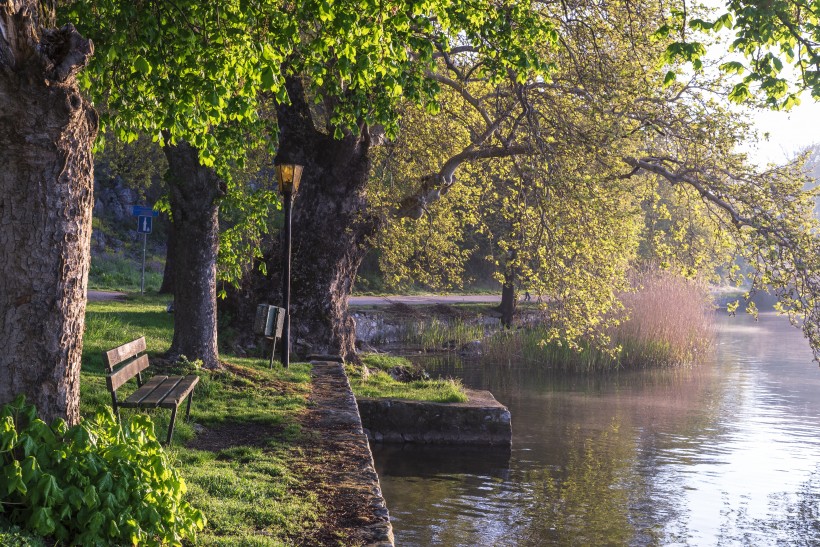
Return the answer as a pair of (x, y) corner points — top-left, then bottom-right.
(162, 139), (223, 368)
(158, 219), (175, 294)
(224, 77), (376, 362)
(0, 2), (96, 425)
(499, 272), (518, 328)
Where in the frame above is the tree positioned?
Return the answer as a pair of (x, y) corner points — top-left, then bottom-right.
(66, 0), (293, 368)
(0, 0), (96, 424)
(222, 0), (555, 360)
(253, 0), (820, 359)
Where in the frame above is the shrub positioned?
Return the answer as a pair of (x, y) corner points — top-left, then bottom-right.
(0, 522), (45, 546)
(0, 396), (205, 546)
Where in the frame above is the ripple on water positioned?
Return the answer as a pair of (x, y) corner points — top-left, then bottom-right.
(374, 313), (820, 546)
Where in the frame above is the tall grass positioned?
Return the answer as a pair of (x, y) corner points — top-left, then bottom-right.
(367, 317), (485, 351)
(614, 269), (714, 368)
(483, 269), (714, 372)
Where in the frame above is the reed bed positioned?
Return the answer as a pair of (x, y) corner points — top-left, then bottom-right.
(482, 270), (715, 372)
(368, 318), (485, 352)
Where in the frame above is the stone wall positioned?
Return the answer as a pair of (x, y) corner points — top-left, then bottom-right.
(307, 361), (394, 546)
(357, 389), (512, 446)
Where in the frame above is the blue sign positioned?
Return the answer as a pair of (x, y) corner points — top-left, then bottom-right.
(131, 205), (159, 217)
(137, 216), (153, 234)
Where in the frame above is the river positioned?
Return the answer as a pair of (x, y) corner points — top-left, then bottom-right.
(370, 312), (820, 546)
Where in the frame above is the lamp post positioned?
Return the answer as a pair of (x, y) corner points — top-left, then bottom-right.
(275, 163), (303, 368)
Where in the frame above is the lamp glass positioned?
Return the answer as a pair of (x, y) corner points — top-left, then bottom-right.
(276, 164), (304, 194)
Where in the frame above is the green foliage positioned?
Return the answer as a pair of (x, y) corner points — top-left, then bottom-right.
(0, 397), (204, 546)
(483, 270), (714, 372)
(660, 0), (817, 109)
(0, 522), (46, 547)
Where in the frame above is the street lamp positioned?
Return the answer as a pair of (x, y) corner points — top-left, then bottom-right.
(275, 163), (303, 368)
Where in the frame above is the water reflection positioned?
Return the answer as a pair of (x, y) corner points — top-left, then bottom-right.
(373, 313), (820, 546)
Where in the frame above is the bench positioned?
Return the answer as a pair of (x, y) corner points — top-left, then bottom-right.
(104, 337), (199, 445)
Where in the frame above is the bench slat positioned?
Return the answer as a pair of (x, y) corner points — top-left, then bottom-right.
(119, 375), (168, 408)
(158, 376), (199, 408)
(106, 354), (150, 392)
(104, 337), (147, 370)
(138, 376), (184, 406)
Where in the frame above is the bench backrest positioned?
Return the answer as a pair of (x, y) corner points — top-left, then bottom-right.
(104, 337), (150, 392)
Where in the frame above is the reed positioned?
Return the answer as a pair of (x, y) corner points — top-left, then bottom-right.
(482, 269), (714, 371)
(370, 318), (485, 352)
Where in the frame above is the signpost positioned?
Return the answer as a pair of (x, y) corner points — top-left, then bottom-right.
(131, 206), (159, 295)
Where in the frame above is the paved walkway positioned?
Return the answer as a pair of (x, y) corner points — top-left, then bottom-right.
(87, 290), (501, 306)
(301, 361), (394, 546)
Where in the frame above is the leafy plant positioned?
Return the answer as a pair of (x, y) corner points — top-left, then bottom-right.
(0, 396), (205, 546)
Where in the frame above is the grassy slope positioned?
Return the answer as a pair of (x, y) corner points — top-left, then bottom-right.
(81, 296), (321, 546)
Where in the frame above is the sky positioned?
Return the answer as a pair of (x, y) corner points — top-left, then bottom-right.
(745, 101), (820, 166)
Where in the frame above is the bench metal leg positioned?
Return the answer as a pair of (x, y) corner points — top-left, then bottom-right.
(166, 406), (178, 446)
(185, 391), (194, 421)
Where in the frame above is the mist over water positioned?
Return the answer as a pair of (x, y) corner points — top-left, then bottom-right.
(371, 312), (820, 546)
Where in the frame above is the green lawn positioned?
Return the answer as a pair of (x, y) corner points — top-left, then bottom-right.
(81, 295), (321, 545)
(348, 354), (468, 403)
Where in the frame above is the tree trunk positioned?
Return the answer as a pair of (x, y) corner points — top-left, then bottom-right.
(0, 3), (96, 425)
(158, 219), (175, 294)
(500, 273), (518, 328)
(162, 139), (223, 368)
(223, 77), (376, 362)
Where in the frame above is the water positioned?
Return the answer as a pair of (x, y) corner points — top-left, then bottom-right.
(371, 313), (820, 546)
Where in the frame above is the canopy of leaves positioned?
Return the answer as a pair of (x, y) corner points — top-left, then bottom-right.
(370, 0), (820, 356)
(660, 0), (820, 108)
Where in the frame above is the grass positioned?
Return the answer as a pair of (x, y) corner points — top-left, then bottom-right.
(482, 269), (714, 372)
(89, 252), (164, 292)
(365, 317), (485, 351)
(80, 295), (320, 545)
(347, 354), (468, 403)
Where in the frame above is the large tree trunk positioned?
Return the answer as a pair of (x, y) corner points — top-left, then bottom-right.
(162, 140), (223, 368)
(499, 272), (518, 328)
(224, 77), (376, 362)
(158, 220), (175, 294)
(0, 3), (96, 425)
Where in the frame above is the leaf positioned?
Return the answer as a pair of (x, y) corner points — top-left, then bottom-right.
(3, 460), (26, 495)
(261, 66), (276, 91)
(133, 55), (152, 75)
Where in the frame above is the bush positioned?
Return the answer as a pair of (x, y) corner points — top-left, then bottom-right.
(0, 522), (46, 546)
(0, 397), (205, 546)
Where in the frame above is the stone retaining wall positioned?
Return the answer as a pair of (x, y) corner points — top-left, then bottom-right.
(357, 389), (512, 446)
(307, 361), (394, 546)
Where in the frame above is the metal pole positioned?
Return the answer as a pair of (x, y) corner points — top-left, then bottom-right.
(141, 232), (147, 295)
(281, 191), (292, 368)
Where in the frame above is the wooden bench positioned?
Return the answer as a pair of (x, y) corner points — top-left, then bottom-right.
(104, 337), (199, 445)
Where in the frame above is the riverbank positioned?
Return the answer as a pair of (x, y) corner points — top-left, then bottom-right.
(74, 295), (393, 545)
